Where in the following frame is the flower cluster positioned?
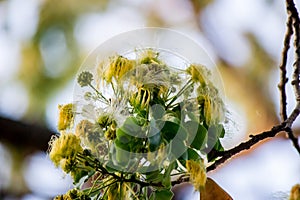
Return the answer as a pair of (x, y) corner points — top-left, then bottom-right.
(57, 104), (74, 131)
(186, 159), (207, 190)
(77, 71), (93, 87)
(48, 132), (87, 182)
(49, 49), (226, 200)
(54, 188), (89, 200)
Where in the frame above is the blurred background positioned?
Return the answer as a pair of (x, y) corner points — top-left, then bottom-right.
(0, 0), (300, 199)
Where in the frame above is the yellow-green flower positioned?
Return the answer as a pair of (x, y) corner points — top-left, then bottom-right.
(197, 85), (224, 125)
(138, 49), (160, 64)
(54, 188), (88, 200)
(129, 87), (151, 111)
(97, 114), (111, 128)
(186, 64), (210, 85)
(99, 55), (135, 83)
(49, 132), (83, 173)
(107, 182), (130, 200)
(290, 184), (300, 200)
(58, 104), (74, 131)
(104, 123), (116, 140)
(186, 159), (207, 191)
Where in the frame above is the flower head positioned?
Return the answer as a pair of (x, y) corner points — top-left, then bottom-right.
(139, 49), (160, 64)
(77, 71), (93, 87)
(186, 159), (207, 190)
(58, 104), (74, 131)
(54, 188), (89, 200)
(75, 119), (105, 155)
(99, 55), (135, 84)
(197, 85), (224, 125)
(49, 132), (83, 173)
(75, 119), (95, 138)
(187, 64), (211, 85)
(129, 87), (151, 112)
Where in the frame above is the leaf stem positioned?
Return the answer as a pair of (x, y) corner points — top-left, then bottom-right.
(166, 79), (193, 109)
(88, 83), (110, 104)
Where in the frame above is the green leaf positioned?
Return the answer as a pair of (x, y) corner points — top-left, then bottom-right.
(163, 112), (181, 124)
(121, 116), (142, 134)
(116, 129), (132, 144)
(115, 148), (129, 165)
(154, 189), (174, 200)
(162, 162), (176, 188)
(187, 148), (200, 160)
(184, 121), (207, 150)
(72, 169), (88, 184)
(113, 141), (130, 165)
(206, 124), (225, 152)
(186, 111), (198, 122)
(171, 138), (186, 159)
(209, 124), (225, 138)
(149, 132), (161, 151)
(178, 148), (199, 167)
(161, 120), (188, 143)
(219, 125), (225, 138)
(161, 121), (180, 142)
(150, 104), (165, 119)
(214, 139), (224, 152)
(146, 170), (161, 180)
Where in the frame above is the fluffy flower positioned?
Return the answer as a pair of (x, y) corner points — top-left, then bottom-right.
(99, 55), (135, 83)
(138, 49), (160, 64)
(129, 87), (151, 111)
(49, 132), (83, 173)
(186, 159), (207, 191)
(54, 188), (89, 200)
(186, 64), (211, 85)
(197, 85), (224, 125)
(58, 104), (74, 131)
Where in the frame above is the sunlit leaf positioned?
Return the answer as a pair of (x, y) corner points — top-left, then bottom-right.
(152, 189), (174, 200)
(185, 120), (207, 150)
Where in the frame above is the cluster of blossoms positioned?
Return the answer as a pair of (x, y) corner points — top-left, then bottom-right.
(48, 49), (226, 200)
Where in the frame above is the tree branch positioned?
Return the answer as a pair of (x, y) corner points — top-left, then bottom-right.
(284, 0), (300, 153)
(206, 123), (286, 172)
(0, 116), (56, 152)
(206, 95), (300, 172)
(278, 14), (293, 121)
(287, 0), (300, 101)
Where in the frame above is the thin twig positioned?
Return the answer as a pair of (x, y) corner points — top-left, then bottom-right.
(206, 123), (286, 172)
(78, 153), (164, 188)
(285, 0), (300, 152)
(278, 15), (293, 121)
(205, 98), (300, 172)
(286, 127), (300, 154)
(171, 176), (190, 186)
(286, 102), (300, 128)
(287, 0), (300, 101)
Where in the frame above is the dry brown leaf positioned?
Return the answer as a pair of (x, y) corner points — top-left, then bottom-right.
(200, 177), (233, 200)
